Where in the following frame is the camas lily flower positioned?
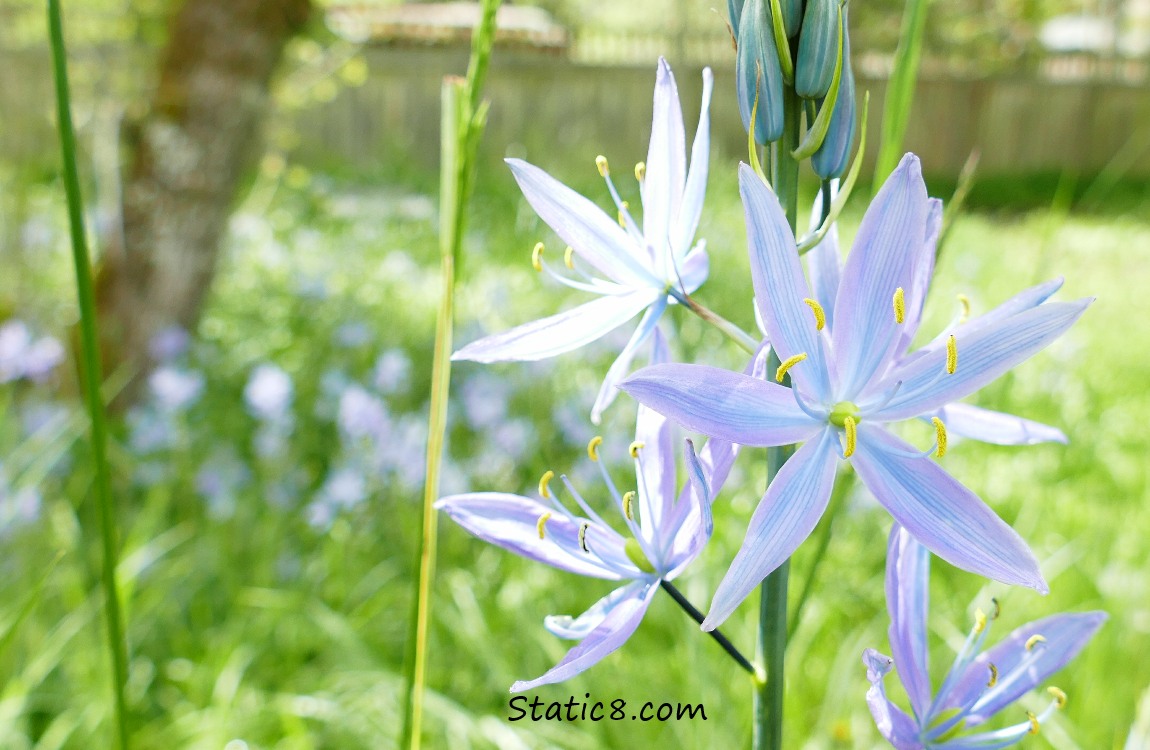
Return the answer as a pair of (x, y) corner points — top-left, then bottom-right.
(865, 525), (1105, 749)
(437, 335), (739, 691)
(621, 154), (1092, 628)
(452, 58), (713, 423)
(804, 188), (1069, 447)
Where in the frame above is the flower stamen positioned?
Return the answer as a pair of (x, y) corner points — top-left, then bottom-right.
(975, 608), (988, 635)
(1048, 686), (1067, 709)
(536, 512), (552, 540)
(991, 597), (1001, 619)
(564, 246), (575, 270)
(931, 417), (948, 458)
(987, 663), (999, 687)
(803, 298), (826, 331)
(893, 287), (906, 324)
(634, 161), (646, 182)
(618, 201), (629, 228)
(1026, 634), (1047, 651)
(1027, 711), (1040, 735)
(629, 440), (645, 458)
(596, 154), (609, 177)
(587, 435), (603, 461)
(843, 416), (857, 458)
(957, 294), (971, 323)
(622, 491), (636, 521)
(538, 470), (555, 499)
(946, 335), (958, 374)
(776, 352), (808, 383)
(532, 242), (545, 272)
(579, 522), (591, 552)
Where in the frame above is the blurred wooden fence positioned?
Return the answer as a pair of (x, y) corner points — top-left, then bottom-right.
(4, 44), (1150, 181)
(291, 46), (1150, 180)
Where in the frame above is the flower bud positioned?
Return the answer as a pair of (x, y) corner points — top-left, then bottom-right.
(796, 0), (840, 99)
(735, 0), (784, 144)
(812, 11), (856, 179)
(780, 0), (803, 37)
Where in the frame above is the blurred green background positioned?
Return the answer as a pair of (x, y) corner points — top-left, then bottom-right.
(2, 0), (1149, 748)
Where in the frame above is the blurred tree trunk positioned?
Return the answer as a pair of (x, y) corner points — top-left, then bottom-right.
(98, 0), (311, 398)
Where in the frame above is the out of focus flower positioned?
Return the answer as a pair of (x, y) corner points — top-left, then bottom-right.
(244, 363), (293, 421)
(149, 325), (191, 362)
(373, 349), (411, 394)
(865, 526), (1105, 749)
(334, 321), (372, 348)
(453, 58), (713, 423)
(196, 448), (251, 519)
(338, 384), (390, 441)
(0, 321), (65, 383)
(149, 366), (204, 413)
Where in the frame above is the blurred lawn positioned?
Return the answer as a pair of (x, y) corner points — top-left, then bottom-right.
(0, 153), (1147, 749)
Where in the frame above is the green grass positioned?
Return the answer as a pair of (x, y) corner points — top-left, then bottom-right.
(1, 156), (1148, 748)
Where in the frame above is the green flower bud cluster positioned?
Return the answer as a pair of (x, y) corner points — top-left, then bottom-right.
(730, 0), (857, 178)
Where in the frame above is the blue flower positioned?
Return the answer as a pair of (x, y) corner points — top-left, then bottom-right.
(622, 154), (1092, 628)
(865, 525), (1105, 749)
(453, 58), (713, 423)
(438, 334), (740, 691)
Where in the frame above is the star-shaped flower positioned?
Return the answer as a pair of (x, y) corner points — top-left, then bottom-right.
(453, 58), (713, 423)
(865, 525), (1105, 749)
(621, 154), (1092, 628)
(437, 334), (739, 691)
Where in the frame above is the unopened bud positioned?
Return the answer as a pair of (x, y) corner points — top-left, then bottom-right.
(796, 0), (840, 99)
(812, 7), (856, 179)
(736, 0), (785, 145)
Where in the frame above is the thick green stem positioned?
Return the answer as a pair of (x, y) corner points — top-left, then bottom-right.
(47, 2), (130, 748)
(754, 83), (802, 750)
(401, 2), (499, 748)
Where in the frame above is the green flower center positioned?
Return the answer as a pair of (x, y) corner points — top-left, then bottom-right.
(624, 538), (656, 574)
(828, 401), (860, 427)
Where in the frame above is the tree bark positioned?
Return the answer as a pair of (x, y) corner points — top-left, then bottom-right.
(99, 0), (311, 395)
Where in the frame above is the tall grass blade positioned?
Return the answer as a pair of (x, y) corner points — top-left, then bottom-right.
(401, 1), (501, 748)
(873, 0), (929, 187)
(46, 1), (131, 747)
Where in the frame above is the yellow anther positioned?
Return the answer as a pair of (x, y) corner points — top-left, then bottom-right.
(987, 663), (999, 687)
(1026, 634), (1047, 651)
(634, 161), (646, 181)
(957, 294), (971, 323)
(990, 597), (1001, 620)
(538, 470), (555, 499)
(564, 246), (575, 270)
(536, 512), (552, 540)
(893, 287), (906, 324)
(975, 608), (988, 634)
(578, 522), (591, 552)
(596, 154), (609, 177)
(843, 416), (857, 458)
(622, 491), (636, 521)
(531, 242), (545, 272)
(775, 352), (808, 383)
(618, 201), (629, 228)
(587, 435), (603, 462)
(803, 298), (826, 331)
(1027, 711), (1040, 735)
(1048, 686), (1067, 709)
(629, 440), (645, 458)
(946, 335), (958, 374)
(931, 417), (948, 459)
